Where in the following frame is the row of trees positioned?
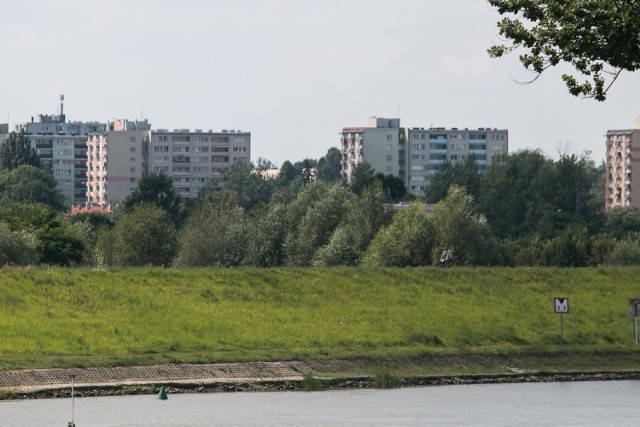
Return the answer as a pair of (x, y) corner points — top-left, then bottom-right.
(3, 125), (640, 268)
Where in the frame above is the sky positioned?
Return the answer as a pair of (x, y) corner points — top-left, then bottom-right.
(1, 0), (639, 166)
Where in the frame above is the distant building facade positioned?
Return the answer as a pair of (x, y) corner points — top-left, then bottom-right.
(340, 117), (405, 184)
(16, 96), (107, 204)
(87, 123), (251, 205)
(340, 117), (508, 196)
(605, 117), (640, 209)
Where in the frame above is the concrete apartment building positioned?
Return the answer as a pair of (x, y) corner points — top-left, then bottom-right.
(340, 117), (508, 196)
(87, 119), (151, 205)
(340, 117), (405, 184)
(406, 126), (508, 194)
(148, 128), (250, 200)
(605, 117), (640, 209)
(16, 97), (107, 204)
(86, 122), (251, 205)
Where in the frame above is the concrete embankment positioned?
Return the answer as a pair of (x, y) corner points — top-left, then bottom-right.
(2, 354), (640, 399)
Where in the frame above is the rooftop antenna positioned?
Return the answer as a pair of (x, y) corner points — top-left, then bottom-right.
(60, 94), (66, 123)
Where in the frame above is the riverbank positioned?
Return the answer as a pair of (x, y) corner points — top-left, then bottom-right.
(2, 352), (640, 400)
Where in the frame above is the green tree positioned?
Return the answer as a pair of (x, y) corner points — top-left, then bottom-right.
(284, 183), (353, 266)
(350, 161), (376, 196)
(0, 222), (40, 266)
(488, 0), (640, 100)
(317, 147), (342, 182)
(276, 160), (298, 187)
(430, 185), (499, 266)
(606, 239), (640, 266)
(425, 157), (481, 203)
(174, 203), (248, 267)
(602, 207), (640, 239)
(218, 160), (272, 210)
(315, 182), (392, 266)
(361, 202), (435, 267)
(478, 150), (547, 237)
(123, 172), (182, 226)
(374, 173), (408, 203)
(0, 129), (41, 171)
(0, 202), (83, 265)
(0, 165), (66, 210)
(110, 204), (177, 267)
(255, 157), (276, 171)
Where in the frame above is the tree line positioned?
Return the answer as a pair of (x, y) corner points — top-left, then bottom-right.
(1, 129), (640, 268)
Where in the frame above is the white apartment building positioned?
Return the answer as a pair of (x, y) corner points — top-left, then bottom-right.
(605, 117), (640, 209)
(340, 117), (508, 196)
(87, 122), (251, 205)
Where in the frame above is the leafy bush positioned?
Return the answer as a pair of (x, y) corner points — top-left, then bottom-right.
(606, 240), (640, 266)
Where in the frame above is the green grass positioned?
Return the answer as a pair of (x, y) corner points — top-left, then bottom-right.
(1, 266), (640, 371)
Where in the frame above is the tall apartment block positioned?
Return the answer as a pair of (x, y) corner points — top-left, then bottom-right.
(148, 128), (250, 200)
(16, 96), (107, 204)
(340, 117), (508, 196)
(86, 122), (251, 205)
(406, 126), (508, 194)
(605, 117), (640, 209)
(340, 117), (405, 184)
(87, 119), (151, 205)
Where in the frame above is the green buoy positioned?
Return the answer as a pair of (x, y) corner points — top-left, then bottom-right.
(157, 385), (168, 400)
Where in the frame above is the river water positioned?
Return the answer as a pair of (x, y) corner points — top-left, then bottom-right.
(1, 380), (638, 426)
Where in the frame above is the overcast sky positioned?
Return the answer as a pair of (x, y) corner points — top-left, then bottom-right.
(2, 0), (639, 166)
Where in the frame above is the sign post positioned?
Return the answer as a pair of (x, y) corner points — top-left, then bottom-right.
(554, 297), (569, 346)
(628, 298), (640, 346)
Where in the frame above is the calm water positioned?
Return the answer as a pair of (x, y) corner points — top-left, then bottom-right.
(1, 380), (638, 426)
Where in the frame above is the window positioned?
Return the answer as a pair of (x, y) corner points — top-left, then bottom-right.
(192, 156), (209, 163)
(193, 146), (209, 153)
(411, 165), (427, 171)
(173, 146), (190, 153)
(154, 146), (169, 152)
(130, 177), (136, 183)
(386, 135), (393, 141)
(386, 155), (392, 161)
(155, 166), (169, 173)
(411, 144), (426, 150)
(193, 166), (209, 173)
(130, 147), (136, 152)
(130, 157), (136, 162)
(386, 166), (392, 171)
(411, 154), (426, 160)
(155, 156), (169, 163)
(130, 167), (136, 173)
(212, 147), (228, 152)
(171, 136), (190, 142)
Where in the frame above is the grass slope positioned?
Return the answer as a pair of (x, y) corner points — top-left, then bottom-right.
(0, 267), (639, 371)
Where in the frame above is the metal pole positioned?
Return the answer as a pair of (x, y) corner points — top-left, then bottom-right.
(560, 313), (564, 346)
(70, 374), (75, 427)
(635, 316), (638, 347)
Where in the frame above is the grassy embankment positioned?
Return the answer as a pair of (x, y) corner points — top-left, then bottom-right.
(1, 267), (640, 374)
